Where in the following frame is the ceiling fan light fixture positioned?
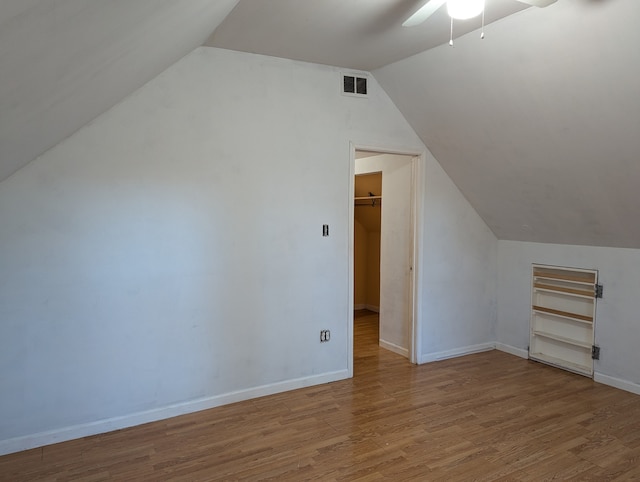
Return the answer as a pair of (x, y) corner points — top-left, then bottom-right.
(447, 0), (484, 20)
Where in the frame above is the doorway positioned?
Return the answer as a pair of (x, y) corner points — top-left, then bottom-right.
(351, 150), (417, 371)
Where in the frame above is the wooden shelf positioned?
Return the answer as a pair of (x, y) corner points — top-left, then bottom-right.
(532, 330), (592, 349)
(533, 282), (594, 298)
(532, 307), (593, 325)
(533, 271), (595, 285)
(529, 352), (592, 376)
(532, 305), (593, 323)
(354, 196), (382, 201)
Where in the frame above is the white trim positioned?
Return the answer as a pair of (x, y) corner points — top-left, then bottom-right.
(348, 144), (356, 378)
(594, 372), (640, 396)
(0, 369), (348, 457)
(495, 342), (529, 359)
(410, 154), (424, 365)
(418, 343), (495, 364)
(379, 339), (409, 358)
(415, 342), (640, 397)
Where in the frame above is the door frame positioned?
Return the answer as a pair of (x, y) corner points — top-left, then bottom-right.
(348, 142), (426, 377)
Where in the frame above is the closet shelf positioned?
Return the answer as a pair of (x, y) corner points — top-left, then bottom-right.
(532, 307), (593, 325)
(532, 330), (592, 349)
(532, 305), (593, 323)
(354, 195), (382, 207)
(533, 272), (596, 285)
(533, 283), (595, 300)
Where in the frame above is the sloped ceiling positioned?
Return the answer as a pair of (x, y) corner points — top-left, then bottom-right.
(0, 0), (238, 182)
(207, 0), (528, 71)
(3, 0), (638, 249)
(374, 0), (640, 248)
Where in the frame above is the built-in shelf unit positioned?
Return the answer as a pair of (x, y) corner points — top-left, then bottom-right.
(529, 264), (599, 377)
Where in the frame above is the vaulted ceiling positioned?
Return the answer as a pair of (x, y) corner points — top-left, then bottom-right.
(2, 0), (638, 247)
(206, 0), (529, 71)
(0, 0), (238, 182)
(374, 0), (640, 247)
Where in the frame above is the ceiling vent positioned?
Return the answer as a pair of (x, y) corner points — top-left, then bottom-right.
(342, 73), (368, 98)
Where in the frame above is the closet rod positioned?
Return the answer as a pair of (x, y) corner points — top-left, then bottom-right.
(354, 197), (381, 207)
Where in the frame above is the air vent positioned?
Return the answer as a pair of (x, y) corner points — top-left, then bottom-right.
(342, 73), (368, 97)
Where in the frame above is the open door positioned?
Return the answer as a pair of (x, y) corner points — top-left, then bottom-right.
(354, 152), (414, 359)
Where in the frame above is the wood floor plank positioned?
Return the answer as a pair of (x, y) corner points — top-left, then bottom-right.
(2, 310), (640, 480)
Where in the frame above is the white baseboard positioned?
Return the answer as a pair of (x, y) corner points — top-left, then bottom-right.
(0, 369), (349, 457)
(354, 304), (366, 310)
(379, 339), (408, 358)
(418, 342), (495, 364)
(417, 341), (640, 398)
(498, 345), (640, 397)
(594, 372), (640, 396)
(495, 342), (529, 359)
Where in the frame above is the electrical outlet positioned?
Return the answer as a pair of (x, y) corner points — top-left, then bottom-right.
(320, 330), (330, 342)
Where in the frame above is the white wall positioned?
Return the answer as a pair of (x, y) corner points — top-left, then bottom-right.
(498, 241), (640, 393)
(419, 157), (499, 362)
(0, 47), (428, 453)
(0, 46), (501, 454)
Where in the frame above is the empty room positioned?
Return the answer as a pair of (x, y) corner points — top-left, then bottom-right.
(1, 0), (639, 479)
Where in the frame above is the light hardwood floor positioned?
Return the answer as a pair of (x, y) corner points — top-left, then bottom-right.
(2, 310), (640, 480)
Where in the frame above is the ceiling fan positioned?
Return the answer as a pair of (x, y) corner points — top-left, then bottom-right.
(403, 0), (557, 27)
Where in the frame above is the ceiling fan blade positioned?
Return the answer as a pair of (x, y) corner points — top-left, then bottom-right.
(402, 0), (448, 27)
(516, 0), (557, 7)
